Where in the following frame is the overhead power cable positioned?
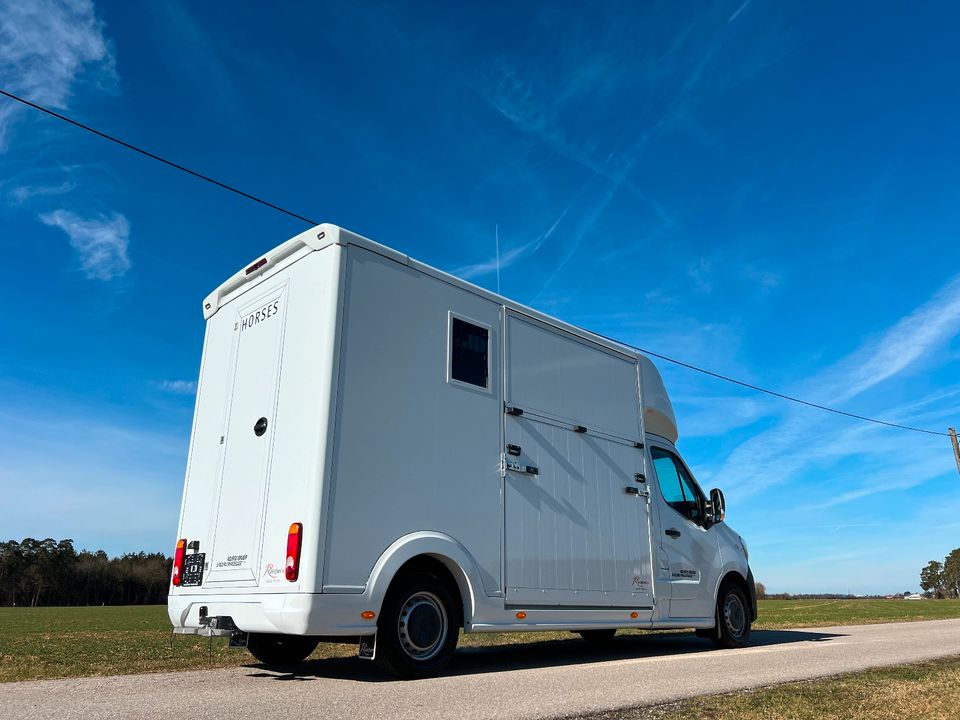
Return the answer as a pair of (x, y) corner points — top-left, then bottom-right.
(2, 87), (949, 438)
(0, 88), (319, 226)
(591, 332), (949, 437)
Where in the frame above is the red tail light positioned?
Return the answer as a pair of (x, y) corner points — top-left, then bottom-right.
(285, 523), (303, 581)
(172, 538), (186, 586)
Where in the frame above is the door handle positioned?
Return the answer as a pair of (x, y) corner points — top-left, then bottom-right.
(665, 528), (681, 538)
(505, 461), (539, 475)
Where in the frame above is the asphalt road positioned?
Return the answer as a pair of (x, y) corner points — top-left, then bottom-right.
(4, 620), (960, 720)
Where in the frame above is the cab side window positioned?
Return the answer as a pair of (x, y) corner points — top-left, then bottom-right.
(651, 447), (703, 525)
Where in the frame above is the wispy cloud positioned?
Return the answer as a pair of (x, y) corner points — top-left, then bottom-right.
(531, 170), (632, 302)
(713, 273), (960, 502)
(740, 263), (781, 291)
(0, 0), (115, 149)
(482, 56), (676, 230)
(7, 180), (75, 205)
(728, 0), (752, 23)
(452, 170), (599, 282)
(40, 209), (131, 281)
(155, 380), (198, 395)
(474, 9), (795, 304)
(678, 394), (774, 438)
(688, 257), (714, 294)
(454, 240), (534, 281)
(825, 274), (960, 402)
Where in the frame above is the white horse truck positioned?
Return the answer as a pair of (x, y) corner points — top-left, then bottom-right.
(168, 223), (755, 679)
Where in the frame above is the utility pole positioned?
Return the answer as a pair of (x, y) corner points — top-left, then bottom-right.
(950, 428), (960, 480)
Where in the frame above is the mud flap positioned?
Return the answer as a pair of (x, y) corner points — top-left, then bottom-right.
(358, 634), (376, 660)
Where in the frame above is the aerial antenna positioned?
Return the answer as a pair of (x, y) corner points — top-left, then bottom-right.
(495, 224), (501, 295)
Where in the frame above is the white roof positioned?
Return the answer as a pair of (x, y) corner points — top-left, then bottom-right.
(204, 223), (679, 443)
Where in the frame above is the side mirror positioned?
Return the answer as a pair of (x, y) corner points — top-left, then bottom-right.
(709, 488), (726, 524)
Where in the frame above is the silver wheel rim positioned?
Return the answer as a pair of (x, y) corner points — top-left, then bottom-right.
(723, 594), (745, 636)
(397, 591), (448, 661)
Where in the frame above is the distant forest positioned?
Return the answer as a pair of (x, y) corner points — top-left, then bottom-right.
(0, 538), (171, 607)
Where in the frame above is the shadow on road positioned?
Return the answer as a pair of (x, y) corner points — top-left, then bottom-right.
(244, 628), (846, 683)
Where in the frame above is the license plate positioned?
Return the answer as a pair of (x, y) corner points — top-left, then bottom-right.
(181, 553), (205, 587)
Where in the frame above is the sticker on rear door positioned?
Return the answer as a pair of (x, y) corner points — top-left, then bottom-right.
(237, 299), (281, 332)
(262, 562), (283, 584)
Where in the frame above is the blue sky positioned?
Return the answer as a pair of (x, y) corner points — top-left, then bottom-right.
(2, 0), (959, 594)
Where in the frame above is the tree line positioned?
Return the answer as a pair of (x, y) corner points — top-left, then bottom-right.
(0, 538), (171, 607)
(919, 547), (960, 598)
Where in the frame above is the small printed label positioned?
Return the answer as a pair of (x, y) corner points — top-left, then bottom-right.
(216, 554), (248, 568)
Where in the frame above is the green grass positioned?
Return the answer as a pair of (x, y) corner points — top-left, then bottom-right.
(2, 599), (959, 683)
(604, 656), (960, 720)
(752, 598), (960, 629)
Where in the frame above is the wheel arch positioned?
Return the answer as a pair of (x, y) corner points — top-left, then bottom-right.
(364, 532), (480, 628)
(716, 569), (757, 622)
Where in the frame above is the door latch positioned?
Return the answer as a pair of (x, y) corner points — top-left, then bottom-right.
(506, 461), (538, 475)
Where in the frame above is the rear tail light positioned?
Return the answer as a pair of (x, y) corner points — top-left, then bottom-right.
(172, 538), (186, 586)
(285, 523), (303, 581)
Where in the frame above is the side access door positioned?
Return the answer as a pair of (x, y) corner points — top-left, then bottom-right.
(502, 312), (654, 608)
(648, 445), (722, 619)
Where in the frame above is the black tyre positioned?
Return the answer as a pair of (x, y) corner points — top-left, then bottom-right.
(247, 633), (319, 666)
(711, 584), (752, 649)
(577, 629), (617, 644)
(375, 571), (460, 679)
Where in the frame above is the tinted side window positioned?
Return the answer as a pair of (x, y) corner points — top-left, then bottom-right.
(651, 451), (685, 506)
(651, 447), (703, 524)
(451, 317), (488, 389)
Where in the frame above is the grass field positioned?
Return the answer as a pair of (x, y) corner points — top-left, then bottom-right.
(603, 656), (960, 720)
(2, 599), (960, 683)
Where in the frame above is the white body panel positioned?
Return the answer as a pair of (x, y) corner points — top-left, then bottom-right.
(503, 313), (653, 608)
(168, 224), (750, 638)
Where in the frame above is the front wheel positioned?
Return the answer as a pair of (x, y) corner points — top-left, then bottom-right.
(711, 584), (752, 648)
(375, 571), (460, 679)
(247, 633), (319, 666)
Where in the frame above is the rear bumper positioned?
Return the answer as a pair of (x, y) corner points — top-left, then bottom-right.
(167, 592), (377, 637)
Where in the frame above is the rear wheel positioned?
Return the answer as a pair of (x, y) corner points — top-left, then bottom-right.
(711, 584), (752, 648)
(577, 629), (617, 644)
(247, 633), (319, 666)
(375, 571), (460, 679)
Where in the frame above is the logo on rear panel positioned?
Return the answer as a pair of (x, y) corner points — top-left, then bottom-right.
(262, 562), (283, 580)
(238, 299), (280, 332)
